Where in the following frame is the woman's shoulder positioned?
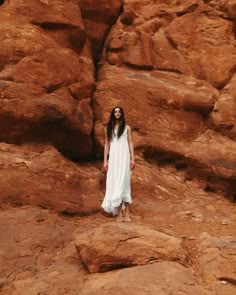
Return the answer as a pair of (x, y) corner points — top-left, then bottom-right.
(126, 125), (131, 131)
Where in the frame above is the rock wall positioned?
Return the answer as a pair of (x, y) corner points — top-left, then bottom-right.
(0, 1), (236, 294)
(0, 0), (235, 207)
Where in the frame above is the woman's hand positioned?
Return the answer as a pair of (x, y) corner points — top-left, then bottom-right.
(130, 160), (135, 170)
(103, 161), (108, 172)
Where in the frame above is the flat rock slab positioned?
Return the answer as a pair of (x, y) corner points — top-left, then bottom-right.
(199, 234), (236, 281)
(81, 261), (209, 295)
(198, 234), (236, 295)
(75, 223), (186, 273)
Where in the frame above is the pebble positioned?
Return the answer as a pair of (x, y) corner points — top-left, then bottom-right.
(221, 219), (232, 225)
(220, 280), (228, 285)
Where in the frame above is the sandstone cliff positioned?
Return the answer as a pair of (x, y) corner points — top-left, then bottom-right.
(0, 1), (236, 294)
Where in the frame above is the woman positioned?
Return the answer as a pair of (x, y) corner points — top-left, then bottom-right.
(102, 106), (135, 222)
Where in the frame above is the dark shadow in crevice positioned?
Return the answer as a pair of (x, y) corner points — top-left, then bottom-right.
(31, 21), (76, 30)
(219, 277), (236, 286)
(176, 4), (199, 17)
(155, 67), (182, 75)
(204, 185), (216, 193)
(232, 21), (236, 39)
(0, 0), (5, 6)
(165, 35), (178, 50)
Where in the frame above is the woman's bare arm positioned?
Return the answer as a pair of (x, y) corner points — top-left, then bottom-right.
(127, 125), (135, 170)
(104, 127), (110, 171)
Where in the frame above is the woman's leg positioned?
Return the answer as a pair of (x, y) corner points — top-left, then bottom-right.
(124, 202), (131, 222)
(117, 203), (123, 222)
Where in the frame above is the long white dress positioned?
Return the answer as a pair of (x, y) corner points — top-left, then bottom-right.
(102, 126), (132, 215)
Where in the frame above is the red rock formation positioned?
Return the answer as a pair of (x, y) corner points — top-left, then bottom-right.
(81, 262), (209, 295)
(0, 143), (101, 215)
(78, 0), (123, 59)
(1, 1), (236, 293)
(75, 223), (186, 273)
(93, 0), (236, 197)
(0, 0), (95, 159)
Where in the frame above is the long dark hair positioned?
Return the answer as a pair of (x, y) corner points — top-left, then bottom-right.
(107, 106), (126, 141)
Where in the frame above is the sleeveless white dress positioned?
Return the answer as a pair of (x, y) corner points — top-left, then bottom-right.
(102, 126), (132, 215)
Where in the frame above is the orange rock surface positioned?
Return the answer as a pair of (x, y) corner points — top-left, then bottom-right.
(0, 0), (236, 294)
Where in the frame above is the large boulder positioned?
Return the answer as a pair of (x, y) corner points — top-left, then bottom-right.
(0, 143), (101, 214)
(0, 0), (95, 159)
(75, 223), (186, 273)
(81, 261), (209, 295)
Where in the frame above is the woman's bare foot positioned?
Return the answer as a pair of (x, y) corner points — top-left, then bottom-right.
(124, 215), (131, 222)
(116, 214), (124, 222)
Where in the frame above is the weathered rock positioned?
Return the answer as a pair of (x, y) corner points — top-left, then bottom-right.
(198, 233), (236, 295)
(75, 223), (186, 273)
(207, 0), (236, 19)
(93, 64), (217, 155)
(0, 0), (95, 159)
(209, 74), (236, 141)
(165, 8), (236, 88)
(93, 64), (236, 195)
(186, 130), (236, 193)
(81, 261), (209, 295)
(198, 233), (236, 281)
(79, 0), (123, 58)
(0, 143), (101, 214)
(0, 207), (84, 295)
(103, 0), (236, 88)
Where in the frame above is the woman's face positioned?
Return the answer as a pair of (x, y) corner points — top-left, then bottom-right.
(114, 108), (121, 119)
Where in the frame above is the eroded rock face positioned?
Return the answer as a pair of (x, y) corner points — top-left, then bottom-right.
(93, 0), (236, 196)
(198, 233), (236, 295)
(81, 261), (210, 295)
(103, 0), (236, 88)
(0, 207), (85, 295)
(78, 0), (123, 59)
(93, 65), (236, 195)
(0, 143), (101, 214)
(0, 0), (95, 159)
(75, 223), (186, 273)
(209, 74), (236, 141)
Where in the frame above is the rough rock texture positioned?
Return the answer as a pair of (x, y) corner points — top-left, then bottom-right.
(0, 207), (85, 295)
(75, 223), (186, 273)
(102, 0), (236, 87)
(0, 143), (101, 215)
(197, 233), (236, 295)
(199, 234), (236, 281)
(2, 175), (236, 294)
(81, 262), (209, 295)
(1, 0), (236, 294)
(0, 0), (95, 159)
(93, 65), (236, 196)
(209, 74), (236, 141)
(93, 0), (236, 196)
(78, 0), (123, 59)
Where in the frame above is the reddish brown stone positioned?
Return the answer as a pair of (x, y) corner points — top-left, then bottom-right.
(0, 143), (101, 214)
(0, 0), (95, 159)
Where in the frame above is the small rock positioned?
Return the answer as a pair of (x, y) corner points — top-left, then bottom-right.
(192, 217), (204, 222)
(220, 280), (228, 285)
(189, 236), (196, 240)
(0, 279), (8, 288)
(221, 219), (232, 225)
